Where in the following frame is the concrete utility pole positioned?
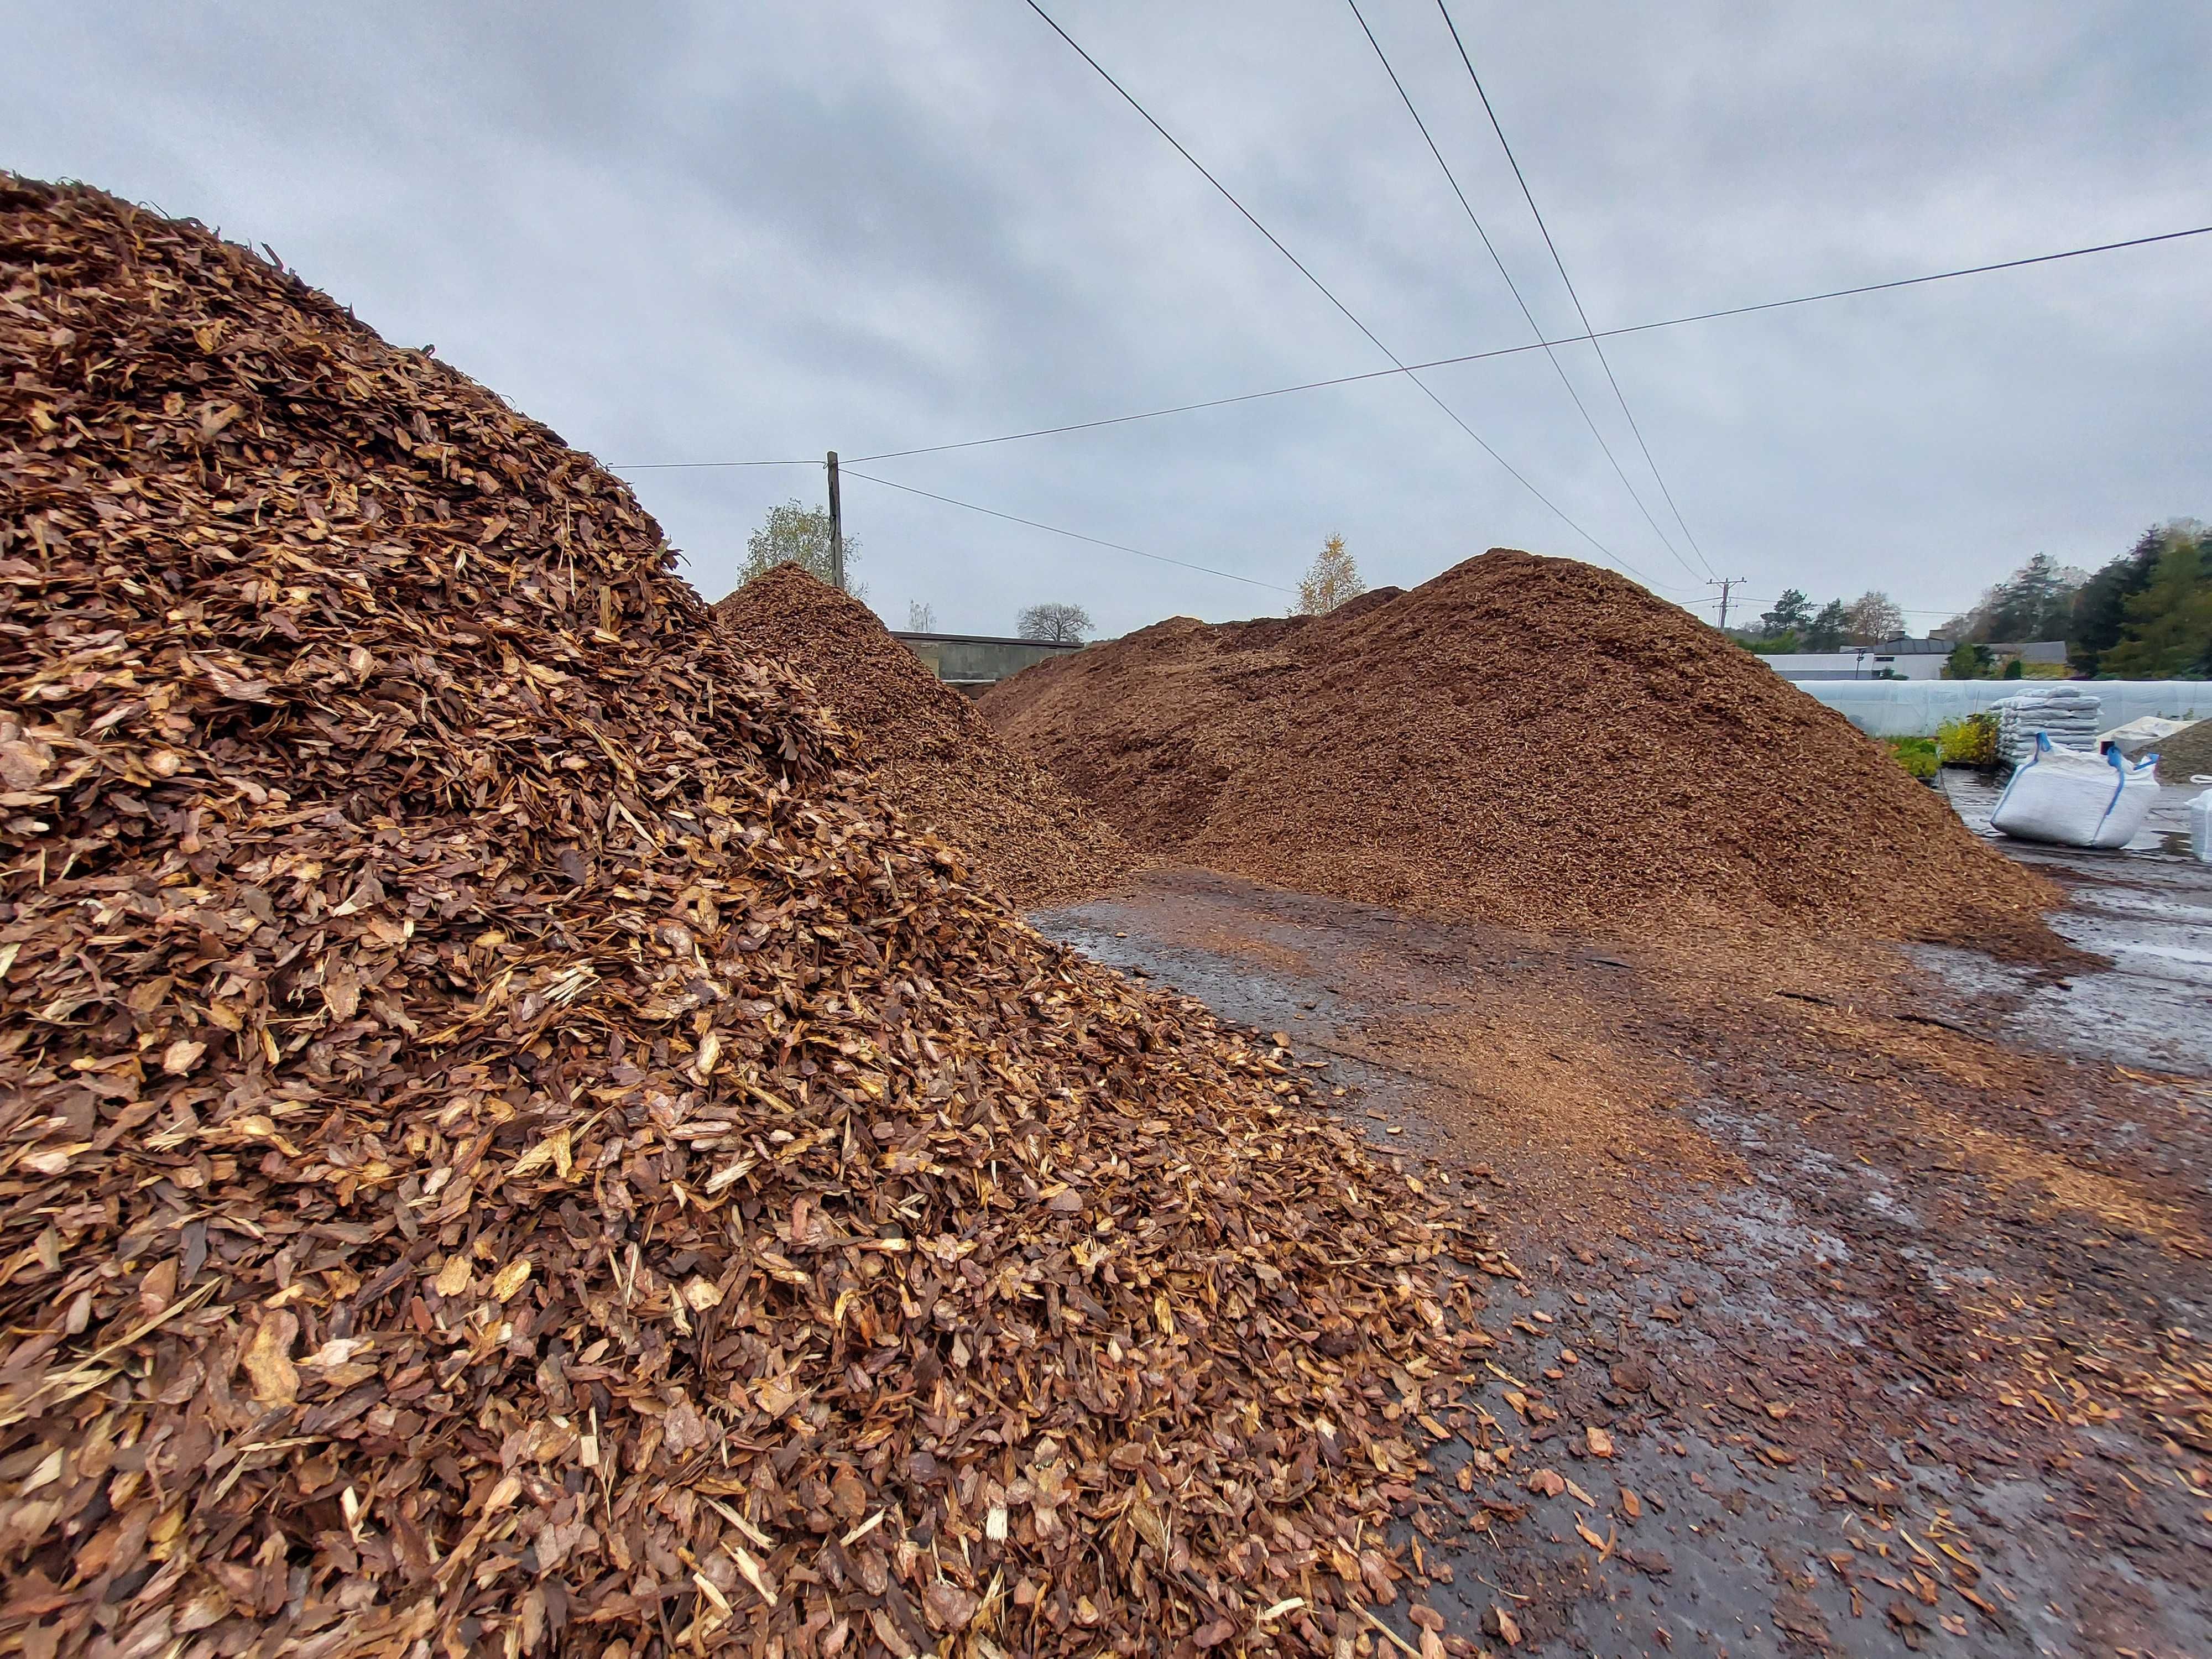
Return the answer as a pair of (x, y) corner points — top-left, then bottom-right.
(1707, 576), (1747, 632)
(826, 451), (843, 592)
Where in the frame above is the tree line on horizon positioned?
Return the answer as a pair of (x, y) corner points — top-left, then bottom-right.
(1732, 590), (1910, 654)
(1733, 519), (2209, 679)
(735, 498), (2207, 677)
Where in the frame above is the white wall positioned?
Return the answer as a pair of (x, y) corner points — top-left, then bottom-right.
(1762, 651), (1947, 681)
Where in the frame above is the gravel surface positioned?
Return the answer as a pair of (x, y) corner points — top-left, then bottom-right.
(1036, 849), (2212, 1657)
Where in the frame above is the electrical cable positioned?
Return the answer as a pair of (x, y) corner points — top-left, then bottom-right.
(609, 224), (2210, 473)
(614, 457), (817, 472)
(1346, 0), (1700, 582)
(1435, 0), (1716, 580)
(1018, 0), (1662, 587)
(840, 467), (1295, 594)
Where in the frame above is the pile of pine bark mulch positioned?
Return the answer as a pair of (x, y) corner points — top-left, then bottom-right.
(714, 567), (1138, 909)
(0, 176), (1507, 1658)
(981, 552), (2060, 947)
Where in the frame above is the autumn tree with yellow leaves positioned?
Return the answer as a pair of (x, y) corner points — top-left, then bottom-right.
(1296, 533), (1364, 615)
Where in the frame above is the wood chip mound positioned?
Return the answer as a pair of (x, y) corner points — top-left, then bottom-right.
(2152, 718), (2212, 783)
(982, 553), (2059, 943)
(714, 567), (1137, 908)
(0, 176), (1501, 1657)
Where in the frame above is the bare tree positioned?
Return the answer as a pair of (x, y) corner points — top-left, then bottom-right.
(1297, 533), (1364, 615)
(1844, 591), (1906, 644)
(906, 600), (937, 633)
(1018, 602), (1092, 644)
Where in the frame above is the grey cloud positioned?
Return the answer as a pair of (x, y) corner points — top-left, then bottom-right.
(4, 0), (2207, 638)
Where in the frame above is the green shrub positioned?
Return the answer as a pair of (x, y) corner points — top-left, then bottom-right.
(1936, 712), (1999, 769)
(1885, 736), (1938, 780)
(1943, 641), (1996, 679)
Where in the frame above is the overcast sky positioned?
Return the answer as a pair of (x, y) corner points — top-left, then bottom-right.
(6, 2), (2208, 637)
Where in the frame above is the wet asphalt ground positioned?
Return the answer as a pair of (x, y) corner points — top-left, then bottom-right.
(1030, 774), (2212, 1658)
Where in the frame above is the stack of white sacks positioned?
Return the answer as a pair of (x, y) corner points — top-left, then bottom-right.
(1995, 686), (2102, 769)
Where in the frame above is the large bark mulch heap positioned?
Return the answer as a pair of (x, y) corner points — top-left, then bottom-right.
(714, 567), (1137, 909)
(982, 553), (2059, 945)
(0, 176), (1505, 1658)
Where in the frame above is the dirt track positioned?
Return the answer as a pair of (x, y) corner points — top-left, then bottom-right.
(1034, 826), (2212, 1657)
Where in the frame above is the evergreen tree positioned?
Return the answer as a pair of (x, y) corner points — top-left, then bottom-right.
(1981, 553), (2074, 642)
(1759, 589), (1812, 637)
(1944, 641), (1996, 679)
(1804, 599), (1850, 651)
(2102, 529), (2212, 677)
(1940, 555), (2086, 646)
(2072, 525), (2177, 674)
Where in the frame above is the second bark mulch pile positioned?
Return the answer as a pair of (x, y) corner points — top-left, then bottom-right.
(982, 554), (2059, 946)
(0, 177), (1501, 1658)
(714, 567), (1136, 908)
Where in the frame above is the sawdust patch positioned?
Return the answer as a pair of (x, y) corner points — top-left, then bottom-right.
(1337, 992), (1738, 1226)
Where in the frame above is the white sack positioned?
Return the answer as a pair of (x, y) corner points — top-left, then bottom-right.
(2088, 750), (2160, 849)
(1988, 734), (2137, 847)
(2099, 714), (2195, 747)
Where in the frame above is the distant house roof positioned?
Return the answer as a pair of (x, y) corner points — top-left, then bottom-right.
(1874, 637), (1954, 655)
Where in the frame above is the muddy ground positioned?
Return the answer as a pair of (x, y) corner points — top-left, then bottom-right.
(1032, 780), (2212, 1658)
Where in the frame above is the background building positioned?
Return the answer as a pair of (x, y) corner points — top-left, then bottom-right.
(892, 631), (1083, 696)
(1759, 638), (1954, 681)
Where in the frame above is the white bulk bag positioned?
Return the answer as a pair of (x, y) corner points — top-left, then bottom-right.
(2187, 789), (2212, 864)
(1988, 734), (2152, 848)
(2088, 749), (2160, 849)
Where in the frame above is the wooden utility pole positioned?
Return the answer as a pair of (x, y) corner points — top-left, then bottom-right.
(1707, 576), (1747, 631)
(826, 451), (843, 592)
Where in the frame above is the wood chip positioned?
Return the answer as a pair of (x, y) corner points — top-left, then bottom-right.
(0, 176), (1517, 1656)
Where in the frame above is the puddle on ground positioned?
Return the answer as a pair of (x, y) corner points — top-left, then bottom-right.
(1912, 769), (2212, 1072)
(1031, 865), (2212, 1657)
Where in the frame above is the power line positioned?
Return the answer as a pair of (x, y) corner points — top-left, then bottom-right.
(1452, 223), (2212, 349)
(840, 467), (1295, 594)
(1436, 0), (1715, 580)
(609, 223), (2211, 474)
(615, 457), (817, 472)
(1018, 0), (1661, 588)
(1345, 0), (1700, 583)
